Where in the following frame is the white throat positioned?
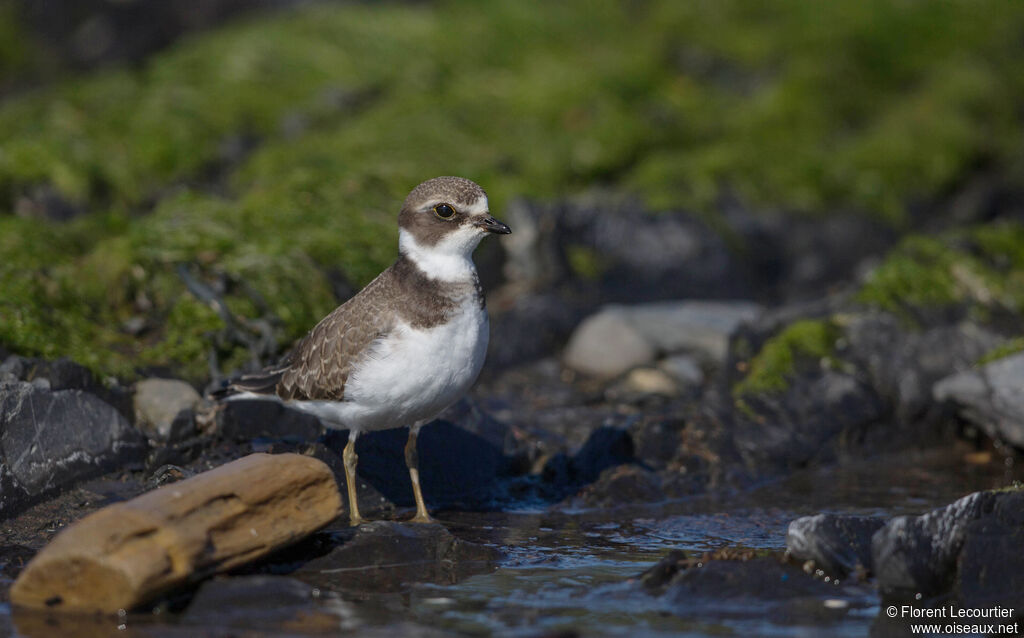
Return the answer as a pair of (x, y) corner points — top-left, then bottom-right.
(399, 228), (481, 282)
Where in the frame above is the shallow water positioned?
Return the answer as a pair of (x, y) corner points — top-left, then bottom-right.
(1, 446), (1018, 637)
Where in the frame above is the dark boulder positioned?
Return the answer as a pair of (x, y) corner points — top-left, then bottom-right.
(216, 398), (322, 442)
(844, 314), (1000, 423)
(0, 355), (134, 422)
(541, 425), (637, 502)
(324, 420), (507, 510)
(571, 464), (664, 507)
(955, 490), (1024, 609)
(0, 381), (147, 518)
(871, 490), (998, 598)
(934, 352), (1024, 450)
(734, 371), (886, 472)
(786, 514), (886, 578)
(570, 426), (634, 485)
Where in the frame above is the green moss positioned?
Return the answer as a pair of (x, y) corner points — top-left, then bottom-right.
(857, 221), (1024, 320)
(565, 245), (609, 281)
(733, 319), (841, 398)
(3, 0), (1024, 381)
(978, 338), (1024, 367)
(856, 236), (963, 313)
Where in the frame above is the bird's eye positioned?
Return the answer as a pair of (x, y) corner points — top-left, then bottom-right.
(434, 203), (456, 219)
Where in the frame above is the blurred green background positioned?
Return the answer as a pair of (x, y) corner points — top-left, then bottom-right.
(1, 0), (1023, 381)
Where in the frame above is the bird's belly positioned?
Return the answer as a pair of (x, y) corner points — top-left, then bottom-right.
(340, 307), (488, 431)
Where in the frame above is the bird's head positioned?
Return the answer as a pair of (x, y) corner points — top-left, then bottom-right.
(397, 177), (511, 269)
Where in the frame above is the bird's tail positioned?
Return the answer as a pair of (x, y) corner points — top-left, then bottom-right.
(210, 369), (285, 400)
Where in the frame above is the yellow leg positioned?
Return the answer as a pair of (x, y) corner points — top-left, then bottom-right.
(405, 427), (434, 523)
(343, 436), (364, 526)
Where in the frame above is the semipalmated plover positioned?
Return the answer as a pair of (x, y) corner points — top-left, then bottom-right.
(218, 176), (510, 525)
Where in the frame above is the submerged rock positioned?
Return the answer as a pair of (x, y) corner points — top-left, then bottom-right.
(182, 575), (355, 632)
(0, 381), (147, 518)
(933, 351), (1024, 449)
(639, 550), (862, 627)
(786, 514), (885, 578)
(571, 464), (664, 507)
(294, 521), (501, 593)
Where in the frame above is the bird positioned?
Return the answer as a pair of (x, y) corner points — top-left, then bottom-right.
(215, 176), (510, 525)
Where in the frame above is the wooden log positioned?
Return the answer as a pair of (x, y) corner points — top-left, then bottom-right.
(11, 453), (342, 613)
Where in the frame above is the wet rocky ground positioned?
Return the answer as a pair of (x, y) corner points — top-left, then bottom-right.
(3, 192), (1024, 636)
(3, 1), (1024, 635)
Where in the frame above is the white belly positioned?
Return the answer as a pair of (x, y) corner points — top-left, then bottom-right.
(299, 304), (489, 432)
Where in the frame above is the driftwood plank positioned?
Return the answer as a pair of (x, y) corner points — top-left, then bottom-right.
(11, 453), (342, 613)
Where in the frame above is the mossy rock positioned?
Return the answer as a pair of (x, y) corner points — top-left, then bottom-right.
(733, 318), (842, 399)
(2, 0), (1024, 381)
(856, 220), (1024, 323)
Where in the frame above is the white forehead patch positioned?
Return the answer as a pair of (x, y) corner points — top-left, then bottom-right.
(463, 195), (489, 216)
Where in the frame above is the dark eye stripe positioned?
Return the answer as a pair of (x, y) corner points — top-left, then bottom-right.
(434, 203), (456, 219)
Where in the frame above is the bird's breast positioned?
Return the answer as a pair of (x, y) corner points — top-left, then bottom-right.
(343, 300), (488, 424)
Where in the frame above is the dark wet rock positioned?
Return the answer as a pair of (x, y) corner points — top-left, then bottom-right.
(144, 433), (206, 471)
(844, 315), (1001, 423)
(325, 420), (506, 510)
(758, 211), (898, 303)
(639, 549), (689, 590)
(664, 558), (834, 600)
(182, 575), (353, 632)
(0, 356), (93, 390)
(0, 381), (147, 518)
(566, 425), (635, 486)
(438, 398), (534, 467)
(487, 291), (589, 371)
(641, 551), (861, 626)
(0, 355), (134, 421)
(217, 398), (322, 441)
(934, 352), (1024, 449)
(734, 371), (886, 472)
(786, 514), (886, 578)
(872, 490), (998, 598)
(133, 378), (201, 442)
(0, 544), (35, 596)
(303, 442), (395, 519)
(502, 197), (749, 303)
(955, 490), (1024, 608)
(571, 464), (663, 507)
(293, 521), (501, 593)
(627, 413), (685, 471)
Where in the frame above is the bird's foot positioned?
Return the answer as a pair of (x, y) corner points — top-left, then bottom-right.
(409, 512), (435, 524)
(349, 514), (366, 526)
